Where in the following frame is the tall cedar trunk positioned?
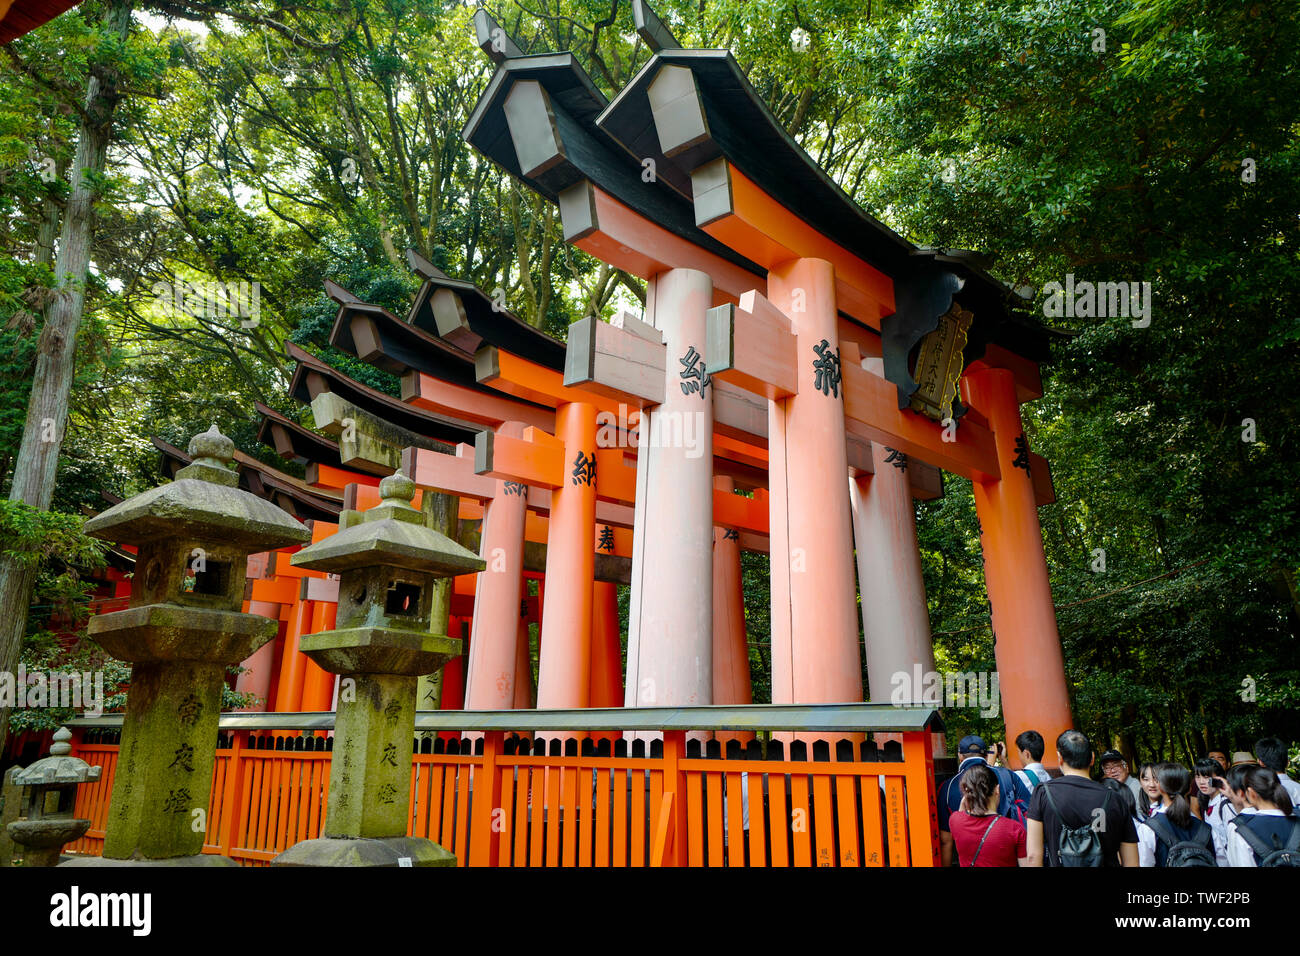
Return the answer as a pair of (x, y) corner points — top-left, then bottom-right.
(0, 0), (132, 758)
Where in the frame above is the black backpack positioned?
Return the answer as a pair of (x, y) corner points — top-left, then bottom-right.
(1042, 781), (1111, 867)
(1144, 814), (1217, 867)
(1230, 816), (1300, 867)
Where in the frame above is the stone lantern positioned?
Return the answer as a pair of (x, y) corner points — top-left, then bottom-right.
(273, 470), (484, 867)
(66, 426), (310, 866)
(6, 728), (102, 866)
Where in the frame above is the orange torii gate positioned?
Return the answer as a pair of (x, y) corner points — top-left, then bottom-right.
(463, 3), (1071, 757)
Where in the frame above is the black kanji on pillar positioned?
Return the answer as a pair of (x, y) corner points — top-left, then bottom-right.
(572, 450), (597, 486)
(1011, 434), (1032, 473)
(812, 339), (841, 398)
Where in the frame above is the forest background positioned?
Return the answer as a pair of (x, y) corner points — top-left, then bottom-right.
(2, 0), (1297, 766)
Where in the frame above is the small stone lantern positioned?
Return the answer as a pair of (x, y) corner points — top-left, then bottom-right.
(273, 470), (484, 867)
(6, 728), (102, 866)
(66, 426), (310, 866)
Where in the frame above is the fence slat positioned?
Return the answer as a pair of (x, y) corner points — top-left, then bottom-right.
(884, 775), (909, 866)
(812, 771), (835, 867)
(834, 775), (860, 867)
(726, 771), (746, 867)
(747, 770), (767, 867)
(595, 766), (611, 868)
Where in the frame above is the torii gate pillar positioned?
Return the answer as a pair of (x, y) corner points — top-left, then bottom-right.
(965, 366), (1073, 756)
(851, 442), (936, 701)
(464, 422), (530, 711)
(767, 258), (862, 708)
(535, 402), (598, 710)
(624, 268), (715, 710)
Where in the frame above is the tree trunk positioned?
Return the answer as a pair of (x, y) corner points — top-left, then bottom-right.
(0, 0), (132, 758)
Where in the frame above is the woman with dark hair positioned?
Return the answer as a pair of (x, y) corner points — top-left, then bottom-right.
(1195, 757), (1232, 857)
(1225, 766), (1300, 866)
(1103, 776), (1142, 829)
(1137, 763), (1218, 866)
(947, 763), (1028, 867)
(1137, 763), (1161, 819)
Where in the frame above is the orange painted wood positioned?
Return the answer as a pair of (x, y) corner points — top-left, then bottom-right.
(705, 772), (723, 865)
(630, 766), (646, 867)
(309, 462), (382, 490)
(497, 760), (516, 867)
(648, 769), (665, 866)
(859, 775), (884, 866)
(438, 762), (457, 847)
(700, 165), (895, 326)
(574, 186), (762, 301)
(768, 772), (789, 867)
(529, 766), (546, 865)
(902, 730), (941, 867)
(835, 775), (860, 867)
(726, 771), (746, 867)
(842, 360), (1000, 482)
(747, 770), (767, 867)
(650, 790), (674, 868)
(884, 775), (910, 866)
(812, 771), (835, 867)
(593, 447), (637, 503)
(545, 764), (562, 867)
(613, 767), (629, 867)
(453, 758), (472, 861)
(790, 773), (812, 866)
(468, 732), (503, 866)
(248, 576), (299, 606)
(480, 347), (616, 412)
(561, 761), (579, 866)
(403, 369), (555, 431)
(594, 767), (612, 867)
(711, 291), (797, 398)
(513, 764), (531, 866)
(478, 429), (564, 488)
(712, 486), (769, 534)
(685, 770), (704, 866)
(578, 766), (595, 867)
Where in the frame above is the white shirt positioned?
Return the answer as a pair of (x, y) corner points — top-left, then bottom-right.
(1200, 792), (1234, 865)
(1138, 803), (1227, 867)
(1016, 763), (1048, 790)
(1278, 773), (1300, 807)
(1225, 808), (1287, 867)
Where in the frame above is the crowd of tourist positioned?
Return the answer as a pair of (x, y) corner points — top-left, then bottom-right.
(936, 730), (1300, 867)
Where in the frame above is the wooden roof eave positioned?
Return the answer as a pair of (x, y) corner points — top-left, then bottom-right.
(405, 249), (569, 372)
(285, 341), (482, 447)
(461, 51), (766, 287)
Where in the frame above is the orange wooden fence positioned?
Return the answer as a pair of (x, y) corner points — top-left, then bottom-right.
(64, 707), (941, 867)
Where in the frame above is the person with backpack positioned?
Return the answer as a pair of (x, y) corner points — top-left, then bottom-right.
(1014, 730), (1049, 792)
(948, 762), (1028, 867)
(1225, 766), (1300, 867)
(938, 735), (1033, 866)
(1254, 737), (1300, 807)
(1137, 763), (1220, 867)
(1025, 729), (1139, 867)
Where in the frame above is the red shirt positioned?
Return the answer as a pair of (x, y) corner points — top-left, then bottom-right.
(949, 810), (1027, 867)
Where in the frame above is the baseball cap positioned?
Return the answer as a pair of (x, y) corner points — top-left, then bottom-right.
(1099, 749), (1126, 764)
(958, 735), (987, 755)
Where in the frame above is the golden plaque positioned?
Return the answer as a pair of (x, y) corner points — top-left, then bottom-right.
(908, 302), (973, 421)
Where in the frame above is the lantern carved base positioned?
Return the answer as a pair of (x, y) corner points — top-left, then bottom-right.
(271, 835), (455, 868)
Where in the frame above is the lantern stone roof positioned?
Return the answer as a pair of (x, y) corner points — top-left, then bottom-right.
(83, 426), (311, 552)
(290, 471), (485, 577)
(13, 728), (102, 786)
